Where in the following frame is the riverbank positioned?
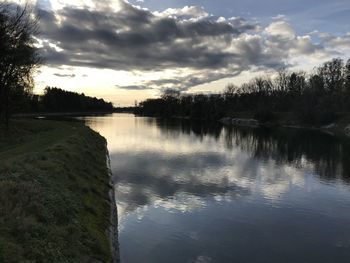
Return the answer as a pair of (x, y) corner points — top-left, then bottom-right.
(220, 112), (350, 137)
(0, 119), (117, 262)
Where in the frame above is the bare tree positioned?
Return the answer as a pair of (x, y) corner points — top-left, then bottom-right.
(224, 83), (238, 99)
(317, 58), (344, 93)
(0, 2), (40, 126)
(274, 69), (289, 92)
(345, 59), (350, 92)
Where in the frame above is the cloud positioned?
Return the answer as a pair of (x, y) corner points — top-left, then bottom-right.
(36, 0), (257, 72)
(33, 0), (350, 92)
(320, 32), (350, 50)
(156, 6), (209, 19)
(139, 71), (243, 92)
(265, 21), (296, 40)
(116, 85), (153, 90)
(53, 73), (76, 78)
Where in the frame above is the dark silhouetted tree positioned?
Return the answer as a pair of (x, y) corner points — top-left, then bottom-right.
(317, 58), (344, 93)
(345, 59), (350, 93)
(0, 2), (40, 125)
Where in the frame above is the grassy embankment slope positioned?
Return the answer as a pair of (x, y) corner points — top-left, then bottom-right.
(0, 119), (112, 262)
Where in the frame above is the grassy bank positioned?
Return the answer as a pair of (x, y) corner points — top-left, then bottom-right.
(0, 119), (113, 262)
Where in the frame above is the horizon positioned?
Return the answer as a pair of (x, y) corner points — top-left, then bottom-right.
(16, 0), (350, 106)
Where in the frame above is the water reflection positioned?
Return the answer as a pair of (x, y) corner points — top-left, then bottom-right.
(83, 114), (350, 263)
(222, 127), (347, 181)
(114, 150), (249, 215)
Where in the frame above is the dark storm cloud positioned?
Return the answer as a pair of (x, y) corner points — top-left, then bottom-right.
(35, 0), (259, 71)
(130, 71), (243, 91)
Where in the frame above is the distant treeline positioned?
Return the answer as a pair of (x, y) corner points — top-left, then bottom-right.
(137, 58), (350, 125)
(114, 106), (137, 113)
(19, 87), (114, 113)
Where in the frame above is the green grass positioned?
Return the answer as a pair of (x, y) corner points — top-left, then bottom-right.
(0, 119), (112, 262)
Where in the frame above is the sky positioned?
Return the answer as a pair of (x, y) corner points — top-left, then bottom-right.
(20, 0), (350, 105)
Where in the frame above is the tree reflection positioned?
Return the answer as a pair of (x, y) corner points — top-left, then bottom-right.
(223, 126), (348, 182)
(152, 118), (349, 183)
(149, 118), (223, 141)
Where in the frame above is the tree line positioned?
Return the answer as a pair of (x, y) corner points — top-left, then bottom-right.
(137, 58), (350, 125)
(23, 87), (113, 113)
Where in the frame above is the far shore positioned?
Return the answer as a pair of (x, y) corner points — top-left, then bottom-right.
(13, 107), (137, 118)
(218, 112), (350, 138)
(134, 111), (350, 138)
(13, 111), (115, 118)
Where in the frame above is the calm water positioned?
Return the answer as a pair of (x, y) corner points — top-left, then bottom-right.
(83, 113), (350, 263)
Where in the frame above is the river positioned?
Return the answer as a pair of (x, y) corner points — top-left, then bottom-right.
(82, 113), (350, 263)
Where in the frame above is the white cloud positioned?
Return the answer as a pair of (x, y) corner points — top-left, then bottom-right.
(265, 21), (296, 40)
(156, 5), (209, 19)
